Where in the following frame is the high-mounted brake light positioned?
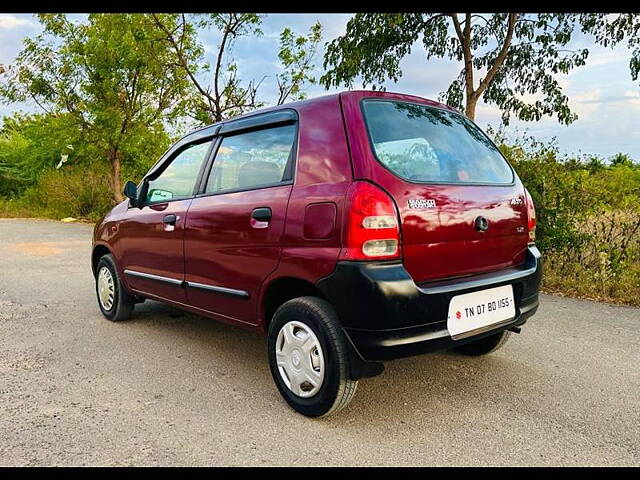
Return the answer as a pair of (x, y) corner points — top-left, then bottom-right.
(524, 188), (536, 243)
(340, 181), (401, 261)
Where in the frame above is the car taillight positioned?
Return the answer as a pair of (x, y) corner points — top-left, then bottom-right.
(339, 181), (401, 261)
(525, 188), (536, 243)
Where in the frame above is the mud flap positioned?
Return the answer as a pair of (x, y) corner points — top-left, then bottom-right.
(342, 329), (385, 380)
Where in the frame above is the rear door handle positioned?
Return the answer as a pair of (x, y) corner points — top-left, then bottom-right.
(251, 207), (272, 228)
(163, 214), (179, 231)
(163, 214), (178, 225)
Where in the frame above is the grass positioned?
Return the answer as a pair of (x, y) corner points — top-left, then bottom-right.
(542, 253), (640, 307)
(539, 209), (640, 307)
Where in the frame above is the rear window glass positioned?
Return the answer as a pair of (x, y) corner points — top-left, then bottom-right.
(361, 100), (513, 184)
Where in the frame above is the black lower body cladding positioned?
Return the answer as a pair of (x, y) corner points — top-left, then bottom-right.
(317, 245), (542, 362)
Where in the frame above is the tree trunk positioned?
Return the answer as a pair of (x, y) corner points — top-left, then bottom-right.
(450, 14), (476, 121)
(465, 95), (477, 121)
(109, 148), (124, 203)
(465, 13), (517, 122)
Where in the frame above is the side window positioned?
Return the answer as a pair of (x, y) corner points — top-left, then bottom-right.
(204, 124), (296, 194)
(146, 140), (212, 204)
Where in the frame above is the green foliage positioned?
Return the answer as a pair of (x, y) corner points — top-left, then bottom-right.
(0, 163), (112, 221)
(585, 155), (606, 173)
(610, 152), (635, 168)
(0, 124), (30, 196)
(0, 111), (171, 219)
(276, 22), (323, 104)
(321, 14), (628, 125)
(24, 164), (113, 220)
(0, 113), (80, 195)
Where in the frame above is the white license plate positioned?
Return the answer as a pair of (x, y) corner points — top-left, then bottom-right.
(447, 285), (515, 338)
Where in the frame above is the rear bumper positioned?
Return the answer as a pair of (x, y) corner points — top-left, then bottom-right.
(317, 245), (542, 363)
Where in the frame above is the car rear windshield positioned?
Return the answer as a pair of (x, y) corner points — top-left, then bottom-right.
(361, 99), (514, 184)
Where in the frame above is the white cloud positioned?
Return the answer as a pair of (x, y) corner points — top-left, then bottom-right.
(624, 89), (640, 107)
(571, 87), (602, 118)
(625, 90), (640, 97)
(585, 46), (629, 68)
(0, 14), (34, 30)
(476, 102), (503, 121)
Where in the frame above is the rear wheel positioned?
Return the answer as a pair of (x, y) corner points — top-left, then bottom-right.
(95, 254), (134, 322)
(268, 296), (357, 418)
(453, 330), (510, 356)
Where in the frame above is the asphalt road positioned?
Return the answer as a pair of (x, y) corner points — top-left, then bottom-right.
(0, 218), (638, 466)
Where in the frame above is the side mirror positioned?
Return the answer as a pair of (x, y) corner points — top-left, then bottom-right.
(123, 181), (139, 207)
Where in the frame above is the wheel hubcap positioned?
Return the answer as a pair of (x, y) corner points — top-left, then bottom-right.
(275, 321), (325, 398)
(97, 266), (115, 311)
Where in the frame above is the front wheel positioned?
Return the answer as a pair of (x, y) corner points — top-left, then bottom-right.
(95, 254), (134, 322)
(268, 296), (358, 418)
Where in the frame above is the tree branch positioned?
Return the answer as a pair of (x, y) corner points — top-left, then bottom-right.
(450, 13), (475, 103)
(475, 13), (517, 98)
(151, 14), (217, 109)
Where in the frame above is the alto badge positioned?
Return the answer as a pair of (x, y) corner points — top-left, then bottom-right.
(408, 199), (436, 209)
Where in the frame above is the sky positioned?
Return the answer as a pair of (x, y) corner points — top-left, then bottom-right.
(0, 13), (638, 160)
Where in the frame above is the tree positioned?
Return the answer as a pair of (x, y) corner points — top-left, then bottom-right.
(586, 155), (606, 173)
(152, 13), (265, 124)
(610, 153), (635, 168)
(276, 22), (323, 105)
(0, 14), (194, 202)
(322, 13), (592, 125)
(152, 14), (323, 124)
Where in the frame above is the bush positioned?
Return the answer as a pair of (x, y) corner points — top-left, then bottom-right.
(498, 133), (640, 305)
(0, 127), (31, 196)
(0, 113), (83, 196)
(0, 111), (174, 221)
(0, 164), (113, 222)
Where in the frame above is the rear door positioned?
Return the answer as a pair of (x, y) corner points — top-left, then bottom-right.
(183, 111), (297, 326)
(341, 92), (529, 283)
(117, 135), (215, 303)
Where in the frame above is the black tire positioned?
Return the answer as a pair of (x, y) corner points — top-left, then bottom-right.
(267, 296), (358, 418)
(453, 330), (511, 356)
(95, 254), (134, 322)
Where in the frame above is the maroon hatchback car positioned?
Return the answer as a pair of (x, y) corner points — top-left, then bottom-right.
(92, 90), (541, 417)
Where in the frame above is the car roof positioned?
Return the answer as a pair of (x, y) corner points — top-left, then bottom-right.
(183, 90), (459, 139)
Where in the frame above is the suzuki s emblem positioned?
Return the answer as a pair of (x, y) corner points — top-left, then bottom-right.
(408, 199), (436, 209)
(475, 216), (489, 232)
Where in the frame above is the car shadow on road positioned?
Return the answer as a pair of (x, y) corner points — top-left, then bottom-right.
(125, 299), (532, 425)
